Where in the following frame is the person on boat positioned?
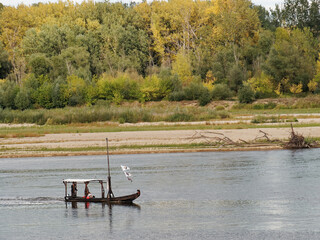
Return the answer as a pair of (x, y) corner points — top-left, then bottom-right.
(86, 192), (94, 199)
(84, 183), (89, 197)
(71, 182), (77, 198)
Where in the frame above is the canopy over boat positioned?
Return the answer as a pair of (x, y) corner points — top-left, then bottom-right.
(63, 179), (107, 183)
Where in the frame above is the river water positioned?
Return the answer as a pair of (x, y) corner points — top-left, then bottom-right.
(1, 149), (320, 239)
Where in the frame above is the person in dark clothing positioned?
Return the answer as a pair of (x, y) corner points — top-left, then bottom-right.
(71, 182), (77, 197)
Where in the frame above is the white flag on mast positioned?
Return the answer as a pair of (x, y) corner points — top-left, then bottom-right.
(121, 165), (132, 182)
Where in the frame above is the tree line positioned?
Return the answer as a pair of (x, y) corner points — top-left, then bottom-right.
(0, 0), (320, 110)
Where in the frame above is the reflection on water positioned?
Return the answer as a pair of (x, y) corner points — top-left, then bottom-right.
(64, 202), (141, 234)
(1, 150), (320, 239)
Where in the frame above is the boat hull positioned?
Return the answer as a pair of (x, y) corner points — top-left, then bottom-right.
(65, 190), (140, 204)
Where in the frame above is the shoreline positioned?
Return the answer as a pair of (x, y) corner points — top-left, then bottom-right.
(2, 125), (319, 158)
(0, 145), (284, 158)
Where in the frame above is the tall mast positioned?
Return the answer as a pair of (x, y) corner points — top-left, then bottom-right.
(106, 138), (114, 198)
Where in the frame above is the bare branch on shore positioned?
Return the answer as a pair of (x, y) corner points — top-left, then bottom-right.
(188, 126), (319, 149)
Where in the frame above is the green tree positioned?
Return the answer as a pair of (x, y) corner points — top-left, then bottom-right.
(0, 42), (12, 79)
(61, 47), (91, 81)
(14, 87), (31, 110)
(27, 53), (52, 77)
(211, 47), (235, 82)
(0, 80), (19, 109)
(264, 28), (317, 92)
(283, 0), (310, 28)
(253, 5), (276, 31)
(227, 65), (245, 92)
(35, 81), (53, 109)
(209, 0), (260, 64)
(52, 79), (68, 108)
(309, 0), (320, 36)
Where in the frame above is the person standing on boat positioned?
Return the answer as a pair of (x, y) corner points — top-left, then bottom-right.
(71, 182), (77, 198)
(84, 182), (89, 197)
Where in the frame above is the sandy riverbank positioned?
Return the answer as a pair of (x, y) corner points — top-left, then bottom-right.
(1, 126), (320, 158)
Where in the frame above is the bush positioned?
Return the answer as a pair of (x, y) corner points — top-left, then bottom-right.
(52, 80), (68, 108)
(228, 65), (244, 92)
(119, 109), (139, 123)
(238, 85), (255, 103)
(215, 105), (225, 111)
(168, 91), (186, 101)
(198, 88), (212, 106)
(212, 84), (233, 100)
(183, 82), (207, 100)
(67, 75), (87, 106)
(15, 88), (31, 110)
(36, 82), (54, 109)
(0, 80), (19, 109)
(158, 69), (182, 94)
(97, 74), (141, 103)
(140, 75), (163, 101)
(166, 112), (193, 122)
(168, 81), (209, 102)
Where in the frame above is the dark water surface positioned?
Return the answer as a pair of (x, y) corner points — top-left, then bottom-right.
(1, 149), (320, 239)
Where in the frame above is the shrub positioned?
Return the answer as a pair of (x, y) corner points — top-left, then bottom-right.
(168, 91), (186, 101)
(52, 80), (68, 108)
(212, 84), (233, 100)
(228, 65), (244, 92)
(238, 85), (255, 103)
(119, 109), (140, 123)
(0, 80), (19, 109)
(36, 82), (54, 109)
(97, 74), (141, 103)
(215, 105), (225, 111)
(67, 75), (87, 106)
(158, 69), (182, 95)
(15, 88), (31, 110)
(183, 82), (207, 100)
(198, 88), (212, 106)
(166, 112), (193, 122)
(140, 75), (163, 101)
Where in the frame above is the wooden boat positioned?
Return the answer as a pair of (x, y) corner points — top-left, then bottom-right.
(63, 138), (140, 204)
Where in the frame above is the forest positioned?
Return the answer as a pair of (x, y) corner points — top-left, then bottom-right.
(0, 0), (320, 110)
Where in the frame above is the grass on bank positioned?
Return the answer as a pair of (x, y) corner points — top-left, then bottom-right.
(0, 143), (216, 153)
(2, 96), (320, 126)
(0, 101), (231, 125)
(0, 97), (320, 139)
(0, 122), (320, 139)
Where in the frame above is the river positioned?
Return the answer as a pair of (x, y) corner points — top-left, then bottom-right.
(1, 149), (320, 239)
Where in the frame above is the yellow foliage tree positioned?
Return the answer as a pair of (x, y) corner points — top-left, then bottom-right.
(289, 82), (303, 94)
(140, 0), (208, 64)
(247, 72), (274, 94)
(202, 71), (216, 91)
(307, 80), (318, 92)
(172, 50), (192, 85)
(207, 0), (260, 63)
(274, 83), (281, 96)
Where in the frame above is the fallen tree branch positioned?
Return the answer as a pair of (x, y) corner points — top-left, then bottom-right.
(283, 124), (312, 149)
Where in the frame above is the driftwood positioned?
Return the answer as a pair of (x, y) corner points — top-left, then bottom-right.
(187, 130), (241, 147)
(188, 126), (319, 149)
(283, 124), (313, 149)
